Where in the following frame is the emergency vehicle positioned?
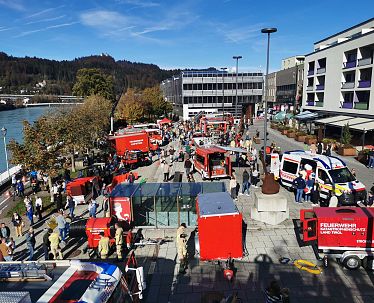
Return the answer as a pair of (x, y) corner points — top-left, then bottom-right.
(279, 151), (366, 205)
(300, 207), (374, 270)
(66, 176), (101, 204)
(0, 259), (145, 302)
(109, 129), (150, 155)
(199, 114), (234, 136)
(194, 145), (232, 180)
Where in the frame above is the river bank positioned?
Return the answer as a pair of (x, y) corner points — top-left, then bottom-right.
(0, 103), (24, 111)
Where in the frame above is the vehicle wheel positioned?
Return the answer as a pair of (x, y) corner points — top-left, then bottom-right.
(362, 257), (368, 269)
(343, 256), (361, 270)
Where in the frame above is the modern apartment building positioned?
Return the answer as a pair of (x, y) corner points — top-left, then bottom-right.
(161, 70), (263, 120)
(303, 18), (374, 118)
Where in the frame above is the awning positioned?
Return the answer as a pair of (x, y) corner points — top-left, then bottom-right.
(314, 115), (352, 125)
(349, 120), (374, 131)
(294, 111), (319, 120)
(158, 118), (172, 125)
(329, 117), (372, 128)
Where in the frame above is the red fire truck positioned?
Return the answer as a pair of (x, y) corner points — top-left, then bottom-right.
(109, 129), (150, 155)
(66, 176), (100, 204)
(194, 145), (232, 179)
(300, 207), (374, 270)
(199, 114), (233, 135)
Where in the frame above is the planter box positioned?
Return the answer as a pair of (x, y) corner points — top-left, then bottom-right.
(305, 137), (317, 145)
(296, 135), (306, 142)
(254, 137), (261, 144)
(338, 147), (357, 156)
(281, 130), (289, 135)
(287, 132), (296, 138)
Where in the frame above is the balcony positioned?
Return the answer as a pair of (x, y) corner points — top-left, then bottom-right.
(306, 86), (313, 91)
(357, 57), (373, 67)
(317, 67), (326, 74)
(341, 82), (355, 89)
(358, 80), (371, 88)
(343, 60), (357, 69)
(307, 70), (314, 76)
(315, 101), (324, 107)
(316, 84), (325, 90)
(306, 100), (315, 106)
(354, 102), (369, 110)
(341, 102), (353, 109)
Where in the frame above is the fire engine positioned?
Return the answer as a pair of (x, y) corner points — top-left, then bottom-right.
(279, 151), (366, 205)
(109, 129), (150, 155)
(194, 145), (232, 180)
(66, 176), (101, 204)
(199, 114), (234, 136)
(300, 207), (374, 270)
(0, 258), (145, 302)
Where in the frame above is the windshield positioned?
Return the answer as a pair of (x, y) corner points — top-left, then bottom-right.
(210, 153), (224, 166)
(329, 168), (356, 183)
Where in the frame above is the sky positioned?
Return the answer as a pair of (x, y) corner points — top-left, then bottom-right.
(0, 0), (373, 72)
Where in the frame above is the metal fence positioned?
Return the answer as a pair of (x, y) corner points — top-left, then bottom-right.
(111, 182), (226, 228)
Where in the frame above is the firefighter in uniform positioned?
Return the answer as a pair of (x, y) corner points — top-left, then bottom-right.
(114, 223), (123, 260)
(49, 231), (63, 260)
(176, 223), (188, 274)
(98, 232), (110, 259)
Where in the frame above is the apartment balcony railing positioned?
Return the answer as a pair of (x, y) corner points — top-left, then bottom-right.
(341, 82), (355, 89)
(315, 101), (324, 107)
(357, 57), (373, 67)
(341, 102), (353, 109)
(317, 67), (326, 74)
(343, 60), (357, 69)
(307, 70), (314, 76)
(354, 102), (369, 110)
(306, 86), (314, 91)
(306, 100), (315, 106)
(358, 80), (371, 88)
(316, 84), (325, 90)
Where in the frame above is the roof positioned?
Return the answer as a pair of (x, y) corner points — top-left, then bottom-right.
(197, 192), (239, 217)
(294, 111), (318, 120)
(314, 17), (374, 45)
(283, 151), (346, 170)
(196, 145), (226, 155)
(158, 118), (171, 124)
(315, 115), (374, 131)
(219, 146), (248, 153)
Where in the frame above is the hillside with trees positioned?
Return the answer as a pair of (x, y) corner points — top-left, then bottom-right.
(0, 52), (178, 96)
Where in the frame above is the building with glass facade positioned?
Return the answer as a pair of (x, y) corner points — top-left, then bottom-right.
(161, 70), (263, 120)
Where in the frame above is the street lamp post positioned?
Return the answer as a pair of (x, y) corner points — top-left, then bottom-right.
(261, 27), (277, 160)
(233, 56), (242, 119)
(220, 67), (227, 118)
(1, 127), (9, 178)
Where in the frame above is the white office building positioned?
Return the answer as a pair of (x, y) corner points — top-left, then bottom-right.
(161, 70), (263, 120)
(303, 18), (374, 118)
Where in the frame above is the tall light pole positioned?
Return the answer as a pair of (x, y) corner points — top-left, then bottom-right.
(261, 27), (277, 160)
(233, 56), (242, 119)
(220, 67), (227, 118)
(1, 127), (9, 178)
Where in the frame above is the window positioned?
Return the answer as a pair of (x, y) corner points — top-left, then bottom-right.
(317, 169), (331, 184)
(282, 160), (298, 174)
(195, 154), (205, 165)
(329, 168), (355, 183)
(300, 158), (317, 171)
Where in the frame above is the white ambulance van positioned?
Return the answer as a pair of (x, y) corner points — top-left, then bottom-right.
(279, 151), (366, 205)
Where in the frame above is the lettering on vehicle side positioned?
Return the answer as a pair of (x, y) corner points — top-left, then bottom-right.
(130, 139), (144, 146)
(319, 223), (366, 235)
(357, 239), (372, 243)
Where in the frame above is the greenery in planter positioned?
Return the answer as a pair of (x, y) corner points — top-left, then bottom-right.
(341, 123), (353, 148)
(296, 131), (307, 136)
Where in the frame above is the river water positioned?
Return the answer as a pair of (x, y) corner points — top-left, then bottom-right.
(0, 107), (50, 172)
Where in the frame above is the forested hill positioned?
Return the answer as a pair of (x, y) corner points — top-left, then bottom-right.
(0, 52), (178, 95)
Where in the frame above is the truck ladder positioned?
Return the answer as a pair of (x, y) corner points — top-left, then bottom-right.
(0, 262), (51, 281)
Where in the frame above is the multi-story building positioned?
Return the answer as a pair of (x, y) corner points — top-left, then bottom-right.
(303, 18), (374, 118)
(282, 56), (305, 70)
(161, 70), (263, 120)
(266, 72), (277, 104)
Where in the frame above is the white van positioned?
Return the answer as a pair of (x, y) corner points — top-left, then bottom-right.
(279, 151), (366, 205)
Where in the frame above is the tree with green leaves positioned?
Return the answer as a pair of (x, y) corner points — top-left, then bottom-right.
(72, 68), (115, 101)
(142, 86), (172, 118)
(341, 123), (352, 147)
(115, 88), (145, 123)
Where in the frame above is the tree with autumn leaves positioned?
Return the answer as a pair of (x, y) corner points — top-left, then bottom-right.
(115, 86), (172, 122)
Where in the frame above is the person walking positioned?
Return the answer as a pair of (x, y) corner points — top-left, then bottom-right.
(114, 223), (123, 261)
(325, 144), (332, 157)
(26, 227), (35, 261)
(317, 141), (323, 155)
(305, 175), (315, 202)
(66, 195), (75, 218)
(0, 223), (10, 239)
(0, 238), (11, 261)
(35, 196), (43, 221)
(163, 161), (170, 182)
(367, 148), (374, 168)
(242, 169), (250, 195)
(11, 212), (23, 237)
(42, 229), (52, 260)
(292, 174), (306, 203)
(176, 223), (188, 274)
(26, 202), (34, 226)
(88, 199), (98, 218)
(98, 232), (110, 259)
(17, 180), (25, 197)
(49, 230), (63, 260)
(229, 176), (238, 200)
(251, 167), (259, 188)
(126, 227), (133, 252)
(56, 210), (66, 243)
(311, 183), (320, 206)
(184, 157), (192, 179)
